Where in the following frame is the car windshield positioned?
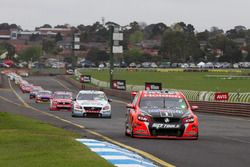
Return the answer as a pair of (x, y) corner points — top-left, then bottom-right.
(54, 94), (71, 99)
(77, 93), (106, 101)
(39, 91), (51, 95)
(140, 97), (187, 109)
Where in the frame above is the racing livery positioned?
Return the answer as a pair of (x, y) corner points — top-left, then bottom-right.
(50, 91), (73, 111)
(35, 90), (52, 103)
(30, 86), (43, 99)
(125, 90), (199, 139)
(72, 90), (112, 118)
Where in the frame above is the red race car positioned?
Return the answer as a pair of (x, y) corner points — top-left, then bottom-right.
(49, 91), (73, 111)
(20, 83), (33, 93)
(125, 90), (199, 139)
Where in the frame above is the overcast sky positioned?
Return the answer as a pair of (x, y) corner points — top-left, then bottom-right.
(1, 0), (250, 31)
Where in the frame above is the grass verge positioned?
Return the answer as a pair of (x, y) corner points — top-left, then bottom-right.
(0, 112), (112, 167)
(80, 69), (250, 92)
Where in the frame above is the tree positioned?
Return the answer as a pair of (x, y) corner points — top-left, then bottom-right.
(123, 48), (143, 64)
(144, 23), (168, 39)
(0, 44), (6, 55)
(0, 23), (10, 30)
(161, 29), (202, 62)
(42, 39), (56, 53)
(86, 48), (109, 65)
(129, 21), (141, 32)
(40, 24), (52, 28)
(55, 32), (63, 42)
(209, 35), (242, 62)
(196, 30), (210, 41)
(0, 42), (16, 60)
(54, 24), (69, 28)
(129, 31), (144, 44)
(19, 46), (43, 61)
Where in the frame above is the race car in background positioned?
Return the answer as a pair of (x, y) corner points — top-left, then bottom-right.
(125, 90), (199, 139)
(50, 91), (73, 111)
(72, 90), (112, 118)
(35, 90), (52, 103)
(30, 86), (43, 99)
(20, 83), (34, 93)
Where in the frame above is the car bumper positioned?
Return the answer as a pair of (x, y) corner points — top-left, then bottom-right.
(131, 121), (198, 139)
(72, 109), (111, 117)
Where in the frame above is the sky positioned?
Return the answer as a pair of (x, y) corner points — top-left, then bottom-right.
(0, 0), (250, 32)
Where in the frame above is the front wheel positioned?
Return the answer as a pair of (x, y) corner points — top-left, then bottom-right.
(125, 121), (129, 136)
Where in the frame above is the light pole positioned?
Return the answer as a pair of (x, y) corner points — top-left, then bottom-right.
(72, 33), (80, 68)
(109, 26), (124, 88)
(109, 26), (114, 88)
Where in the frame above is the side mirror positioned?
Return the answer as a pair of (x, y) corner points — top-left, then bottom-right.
(191, 105), (199, 111)
(126, 103), (135, 109)
(108, 99), (112, 102)
(131, 91), (137, 97)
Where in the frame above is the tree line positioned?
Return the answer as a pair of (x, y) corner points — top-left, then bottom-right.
(1, 22), (250, 64)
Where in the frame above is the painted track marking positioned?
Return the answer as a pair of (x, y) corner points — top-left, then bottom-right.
(0, 95), (24, 107)
(77, 139), (158, 167)
(8, 79), (29, 108)
(8, 78), (175, 167)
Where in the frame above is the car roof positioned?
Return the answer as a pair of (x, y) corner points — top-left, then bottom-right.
(78, 90), (104, 94)
(38, 90), (52, 93)
(141, 90), (184, 98)
(54, 91), (72, 95)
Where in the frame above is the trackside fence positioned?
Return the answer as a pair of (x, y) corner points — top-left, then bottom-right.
(74, 69), (250, 103)
(59, 75), (250, 117)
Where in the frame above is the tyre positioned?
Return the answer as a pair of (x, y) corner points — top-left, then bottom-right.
(125, 127), (130, 136)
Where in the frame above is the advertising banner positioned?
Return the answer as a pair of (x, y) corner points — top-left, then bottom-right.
(145, 82), (162, 90)
(214, 92), (229, 101)
(112, 80), (126, 90)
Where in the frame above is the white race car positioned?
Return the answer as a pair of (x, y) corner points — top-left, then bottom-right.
(72, 90), (112, 118)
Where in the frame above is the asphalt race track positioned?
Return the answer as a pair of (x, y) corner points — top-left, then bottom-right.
(1, 76), (250, 167)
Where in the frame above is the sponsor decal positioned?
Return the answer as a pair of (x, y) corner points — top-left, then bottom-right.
(85, 110), (100, 113)
(112, 80), (126, 90)
(80, 75), (91, 83)
(152, 123), (180, 129)
(214, 92), (229, 101)
(143, 94), (181, 98)
(164, 118), (170, 123)
(145, 82), (162, 90)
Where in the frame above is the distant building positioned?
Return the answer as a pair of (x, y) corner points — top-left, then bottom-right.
(9, 40), (34, 53)
(140, 40), (161, 49)
(36, 27), (72, 37)
(0, 30), (11, 40)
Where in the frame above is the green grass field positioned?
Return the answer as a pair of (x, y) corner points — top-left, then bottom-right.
(0, 112), (112, 167)
(81, 69), (250, 92)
